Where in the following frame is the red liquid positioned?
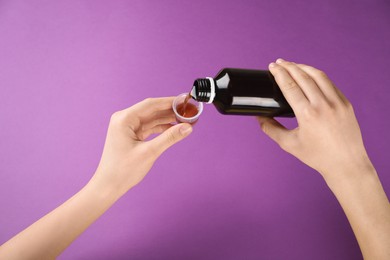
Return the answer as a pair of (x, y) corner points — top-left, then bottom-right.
(177, 102), (198, 118)
(182, 94), (191, 113)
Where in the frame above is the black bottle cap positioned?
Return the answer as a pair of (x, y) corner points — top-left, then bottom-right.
(192, 78), (213, 102)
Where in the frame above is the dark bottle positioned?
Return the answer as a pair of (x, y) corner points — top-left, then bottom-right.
(190, 68), (294, 117)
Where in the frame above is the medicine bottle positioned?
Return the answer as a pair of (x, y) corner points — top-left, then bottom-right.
(190, 68), (294, 117)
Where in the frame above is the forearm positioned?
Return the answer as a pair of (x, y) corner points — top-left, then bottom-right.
(324, 165), (390, 260)
(0, 97), (190, 260)
(0, 176), (122, 260)
(259, 60), (390, 258)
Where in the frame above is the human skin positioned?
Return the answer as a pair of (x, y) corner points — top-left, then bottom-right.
(0, 97), (193, 260)
(258, 58), (390, 259)
(0, 60), (389, 259)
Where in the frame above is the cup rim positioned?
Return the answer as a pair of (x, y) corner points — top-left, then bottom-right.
(172, 93), (203, 122)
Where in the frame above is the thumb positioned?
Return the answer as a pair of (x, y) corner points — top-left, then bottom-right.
(257, 116), (291, 147)
(148, 123), (192, 157)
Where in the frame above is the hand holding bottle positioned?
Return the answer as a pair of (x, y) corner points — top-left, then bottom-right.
(257, 59), (373, 180)
(258, 59), (390, 260)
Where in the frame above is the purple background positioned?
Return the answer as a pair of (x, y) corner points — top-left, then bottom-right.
(1, 1), (389, 259)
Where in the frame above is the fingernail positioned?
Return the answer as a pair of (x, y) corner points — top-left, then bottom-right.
(276, 58), (285, 64)
(269, 62), (276, 68)
(180, 124), (192, 135)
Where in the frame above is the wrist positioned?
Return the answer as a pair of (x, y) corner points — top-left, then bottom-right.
(321, 160), (377, 193)
(321, 161), (390, 260)
(86, 172), (128, 203)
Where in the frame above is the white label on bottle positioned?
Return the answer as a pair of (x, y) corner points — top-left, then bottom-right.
(232, 97), (280, 107)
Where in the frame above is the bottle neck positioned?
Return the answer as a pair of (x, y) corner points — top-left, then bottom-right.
(191, 77), (215, 103)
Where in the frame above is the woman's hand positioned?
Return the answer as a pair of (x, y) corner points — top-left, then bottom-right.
(258, 59), (390, 260)
(0, 97), (193, 260)
(92, 97), (193, 195)
(258, 59), (373, 181)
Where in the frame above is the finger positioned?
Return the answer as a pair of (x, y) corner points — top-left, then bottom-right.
(141, 115), (177, 132)
(269, 62), (309, 114)
(276, 59), (326, 104)
(145, 108), (176, 120)
(296, 64), (348, 105)
(257, 116), (295, 150)
(122, 97), (176, 119)
(138, 124), (173, 141)
(147, 123), (192, 157)
(333, 87), (350, 105)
